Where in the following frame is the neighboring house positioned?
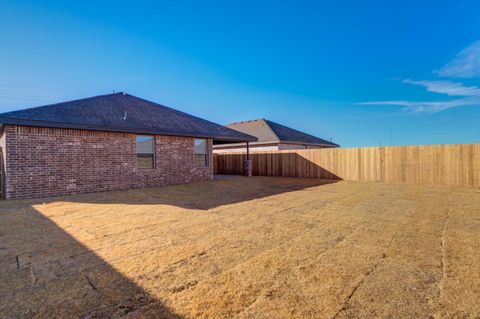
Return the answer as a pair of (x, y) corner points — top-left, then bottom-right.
(213, 119), (339, 153)
(0, 93), (256, 199)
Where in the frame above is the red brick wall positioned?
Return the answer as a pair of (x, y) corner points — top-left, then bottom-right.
(1, 125), (213, 199)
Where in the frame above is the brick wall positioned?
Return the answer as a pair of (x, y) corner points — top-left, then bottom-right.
(1, 125), (213, 199)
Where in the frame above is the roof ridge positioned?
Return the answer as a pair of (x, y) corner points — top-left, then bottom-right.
(266, 120), (337, 146)
(124, 94), (253, 139)
(260, 119), (280, 141)
(227, 118), (267, 126)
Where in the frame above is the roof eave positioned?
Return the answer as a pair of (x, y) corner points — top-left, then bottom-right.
(213, 140), (280, 148)
(213, 139), (339, 148)
(0, 117), (258, 143)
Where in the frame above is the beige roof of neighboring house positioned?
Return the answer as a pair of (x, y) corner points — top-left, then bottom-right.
(225, 119), (339, 147)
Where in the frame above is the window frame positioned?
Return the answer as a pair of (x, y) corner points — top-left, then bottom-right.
(135, 135), (155, 169)
(194, 138), (208, 167)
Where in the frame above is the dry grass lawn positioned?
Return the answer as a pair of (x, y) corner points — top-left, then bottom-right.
(0, 177), (479, 318)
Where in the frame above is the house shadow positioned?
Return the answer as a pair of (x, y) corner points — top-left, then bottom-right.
(32, 176), (338, 210)
(0, 203), (184, 319)
(252, 152), (343, 180)
(0, 154), (342, 317)
(216, 151), (343, 180)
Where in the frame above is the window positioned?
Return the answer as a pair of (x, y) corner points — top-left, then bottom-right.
(136, 135), (154, 169)
(194, 139), (208, 167)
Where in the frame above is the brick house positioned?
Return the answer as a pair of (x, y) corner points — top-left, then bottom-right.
(0, 93), (256, 199)
(213, 119), (339, 153)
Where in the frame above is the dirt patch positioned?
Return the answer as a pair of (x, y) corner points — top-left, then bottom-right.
(0, 177), (479, 318)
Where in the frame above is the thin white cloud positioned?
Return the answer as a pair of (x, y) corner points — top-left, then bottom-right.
(359, 76), (480, 114)
(360, 97), (480, 114)
(437, 41), (480, 78)
(359, 41), (480, 114)
(402, 79), (480, 96)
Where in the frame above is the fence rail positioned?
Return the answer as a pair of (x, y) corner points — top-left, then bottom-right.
(214, 144), (480, 187)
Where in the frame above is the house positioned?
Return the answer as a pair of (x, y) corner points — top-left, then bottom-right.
(0, 93), (256, 199)
(213, 119), (339, 153)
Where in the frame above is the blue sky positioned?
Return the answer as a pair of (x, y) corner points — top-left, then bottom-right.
(1, 0), (480, 147)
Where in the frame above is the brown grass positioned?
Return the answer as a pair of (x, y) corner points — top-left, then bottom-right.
(0, 177), (479, 318)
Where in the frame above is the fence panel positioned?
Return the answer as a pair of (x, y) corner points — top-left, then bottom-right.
(214, 144), (480, 188)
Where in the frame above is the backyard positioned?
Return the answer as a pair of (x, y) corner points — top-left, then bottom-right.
(0, 177), (479, 318)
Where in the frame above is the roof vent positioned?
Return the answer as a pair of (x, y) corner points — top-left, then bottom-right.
(123, 111), (127, 120)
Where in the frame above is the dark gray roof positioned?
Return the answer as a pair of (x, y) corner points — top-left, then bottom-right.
(226, 119), (339, 147)
(0, 93), (256, 142)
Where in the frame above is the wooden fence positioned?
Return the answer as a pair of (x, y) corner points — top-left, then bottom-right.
(214, 144), (480, 187)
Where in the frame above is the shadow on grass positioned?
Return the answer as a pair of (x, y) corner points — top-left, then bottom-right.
(0, 177), (339, 317)
(0, 204), (183, 318)
(49, 176), (338, 210)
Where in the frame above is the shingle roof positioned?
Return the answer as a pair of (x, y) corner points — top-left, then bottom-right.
(0, 93), (256, 142)
(226, 119), (339, 147)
